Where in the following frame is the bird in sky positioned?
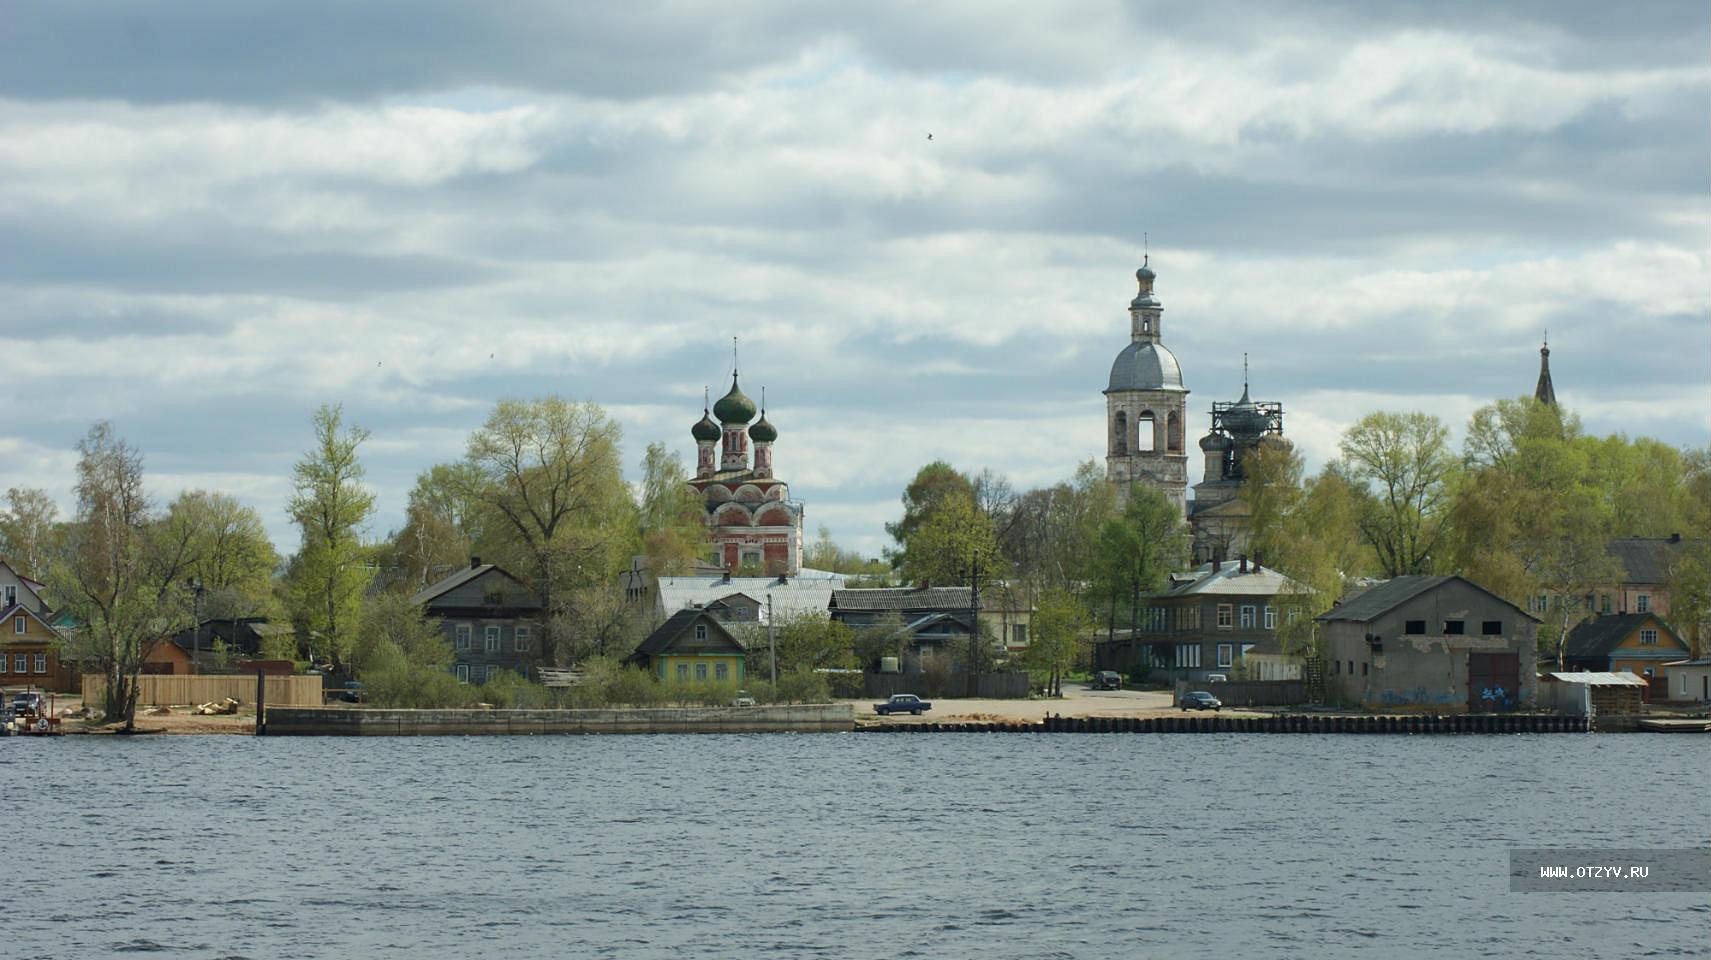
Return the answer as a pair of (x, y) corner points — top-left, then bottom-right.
(927, 133), (933, 140)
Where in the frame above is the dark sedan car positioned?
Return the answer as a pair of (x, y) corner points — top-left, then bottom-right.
(1090, 671), (1123, 691)
(1179, 691), (1222, 712)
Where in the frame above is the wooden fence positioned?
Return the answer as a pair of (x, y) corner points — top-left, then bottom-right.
(864, 671), (1031, 700)
(82, 674), (325, 707)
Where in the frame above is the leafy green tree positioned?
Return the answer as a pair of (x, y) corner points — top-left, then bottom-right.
(349, 592), (465, 708)
(1240, 444), (1365, 659)
(1340, 411), (1455, 576)
(465, 396), (632, 666)
(1023, 588), (1091, 697)
(390, 462), (490, 587)
(771, 611), (858, 676)
(1090, 484), (1188, 638)
(161, 490), (279, 618)
(0, 487), (61, 582)
(638, 442), (707, 575)
(897, 490), (1003, 587)
(284, 404), (376, 672)
(51, 423), (197, 729)
(885, 461), (976, 567)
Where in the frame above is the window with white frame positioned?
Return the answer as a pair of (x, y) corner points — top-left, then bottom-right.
(14, 615), (24, 634)
(3, 585), (15, 607)
(715, 662), (729, 681)
(455, 624), (471, 650)
(1217, 643), (1233, 668)
(1216, 605), (1233, 629)
(484, 626), (500, 652)
(1263, 606), (1276, 630)
(694, 623), (708, 641)
(1175, 644), (1201, 668)
(677, 663), (690, 681)
(695, 662), (708, 681)
(1639, 628), (1658, 645)
(33, 652), (46, 673)
(1637, 594), (1650, 613)
(1013, 624), (1028, 645)
(12, 653), (24, 672)
(1681, 674), (1689, 696)
(455, 663), (470, 682)
(1239, 605), (1255, 629)
(515, 626), (531, 652)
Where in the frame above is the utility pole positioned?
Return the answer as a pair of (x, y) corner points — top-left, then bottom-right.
(187, 579), (204, 673)
(966, 551), (983, 698)
(767, 593), (777, 685)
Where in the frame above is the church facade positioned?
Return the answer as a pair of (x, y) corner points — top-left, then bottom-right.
(1103, 260), (1189, 515)
(1101, 260), (1287, 561)
(687, 371), (804, 575)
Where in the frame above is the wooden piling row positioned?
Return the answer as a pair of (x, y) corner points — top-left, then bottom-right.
(858, 713), (1590, 734)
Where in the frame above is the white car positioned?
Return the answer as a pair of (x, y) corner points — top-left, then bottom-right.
(731, 691), (757, 707)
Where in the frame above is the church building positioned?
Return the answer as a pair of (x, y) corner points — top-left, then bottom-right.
(687, 368), (804, 575)
(1190, 363), (1288, 564)
(1104, 258), (1189, 515)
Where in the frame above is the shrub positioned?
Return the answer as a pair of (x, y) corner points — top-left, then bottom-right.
(479, 669), (550, 709)
(774, 666), (831, 704)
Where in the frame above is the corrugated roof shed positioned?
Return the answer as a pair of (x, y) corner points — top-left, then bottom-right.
(830, 586), (973, 613)
(1541, 671), (1648, 687)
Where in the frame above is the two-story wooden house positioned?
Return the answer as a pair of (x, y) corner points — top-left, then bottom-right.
(410, 560), (544, 684)
(1095, 558), (1311, 683)
(0, 561), (73, 691)
(1563, 613), (1690, 682)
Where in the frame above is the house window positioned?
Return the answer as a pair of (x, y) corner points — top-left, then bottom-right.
(1347, 660), (1355, 675)
(455, 663), (470, 683)
(483, 590), (503, 606)
(1682, 674), (1690, 696)
(677, 664), (690, 681)
(695, 623), (708, 641)
(1642, 667), (1655, 678)
(715, 662), (729, 681)
(1014, 624), (1028, 645)
(1239, 605), (1255, 629)
(484, 626), (501, 652)
(1637, 594), (1650, 613)
(33, 653), (47, 673)
(1332, 659), (1340, 675)
(1600, 594), (1611, 614)
(741, 551), (762, 567)
(1639, 628), (1658, 645)
(695, 662), (708, 681)
(1482, 621), (1503, 636)
(1175, 644), (1201, 668)
(1361, 662), (1369, 677)
(1404, 620), (1426, 635)
(1263, 606), (1276, 630)
(3, 585), (14, 607)
(515, 626), (531, 652)
(1443, 620), (1465, 635)
(455, 624), (471, 650)
(1217, 643), (1233, 668)
(1285, 607), (1300, 624)
(13, 615), (24, 634)
(1217, 604), (1233, 629)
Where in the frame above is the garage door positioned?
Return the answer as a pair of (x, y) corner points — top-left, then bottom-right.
(1468, 652), (1521, 712)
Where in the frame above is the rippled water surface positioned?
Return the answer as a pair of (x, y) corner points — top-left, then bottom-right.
(6, 732), (1707, 958)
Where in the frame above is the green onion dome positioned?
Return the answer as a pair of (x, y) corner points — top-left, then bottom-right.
(713, 374), (756, 424)
(749, 412), (777, 443)
(692, 409), (721, 442)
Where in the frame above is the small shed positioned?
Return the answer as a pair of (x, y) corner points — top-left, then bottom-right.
(1662, 659), (1711, 704)
(1540, 671), (1647, 717)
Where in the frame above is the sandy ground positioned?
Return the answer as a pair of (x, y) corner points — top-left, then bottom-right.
(844, 684), (1269, 724)
(26, 683), (1263, 734)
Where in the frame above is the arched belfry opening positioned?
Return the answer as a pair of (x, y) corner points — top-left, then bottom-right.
(1113, 411), (1128, 456)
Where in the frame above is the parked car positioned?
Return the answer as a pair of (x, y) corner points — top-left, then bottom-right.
(1090, 671), (1123, 691)
(10, 691), (44, 717)
(874, 694), (931, 716)
(1180, 691), (1222, 712)
(731, 691), (757, 707)
(1205, 673), (1228, 683)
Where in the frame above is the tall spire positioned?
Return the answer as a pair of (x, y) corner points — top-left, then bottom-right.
(1534, 333), (1557, 407)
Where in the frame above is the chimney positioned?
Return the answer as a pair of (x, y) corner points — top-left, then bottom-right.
(916, 580), (929, 591)
(1670, 532), (1682, 543)
(1211, 558), (1221, 573)
(1252, 551), (1262, 572)
(1239, 555), (1248, 574)
(469, 556), (481, 569)
(721, 570), (732, 584)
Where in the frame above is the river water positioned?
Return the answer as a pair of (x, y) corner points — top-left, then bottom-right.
(5, 733), (1706, 959)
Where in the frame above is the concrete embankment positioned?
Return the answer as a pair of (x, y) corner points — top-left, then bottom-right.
(863, 713), (1592, 734)
(262, 704), (854, 736)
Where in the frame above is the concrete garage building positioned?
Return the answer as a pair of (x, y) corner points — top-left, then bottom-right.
(1318, 576), (1539, 713)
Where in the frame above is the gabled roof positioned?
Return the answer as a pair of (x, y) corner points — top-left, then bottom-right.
(656, 572), (844, 624)
(409, 563), (531, 606)
(1317, 575), (1538, 624)
(1605, 537), (1692, 585)
(1166, 562), (1311, 598)
(830, 586), (972, 613)
(0, 603), (64, 641)
(629, 609), (746, 660)
(1564, 613), (1684, 659)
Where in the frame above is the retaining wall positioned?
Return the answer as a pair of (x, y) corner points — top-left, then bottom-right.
(262, 703), (855, 736)
(862, 714), (1592, 734)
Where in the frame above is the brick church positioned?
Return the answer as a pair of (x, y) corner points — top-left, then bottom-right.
(687, 366), (804, 575)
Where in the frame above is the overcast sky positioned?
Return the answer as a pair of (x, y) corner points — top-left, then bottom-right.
(2, 1), (1707, 560)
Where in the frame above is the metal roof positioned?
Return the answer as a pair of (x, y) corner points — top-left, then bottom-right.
(1541, 671), (1648, 687)
(1166, 562), (1312, 598)
(1565, 613), (1683, 659)
(830, 586), (972, 613)
(408, 563), (530, 606)
(1317, 576), (1452, 623)
(1605, 537), (1691, 585)
(1105, 341), (1185, 393)
(657, 571), (844, 624)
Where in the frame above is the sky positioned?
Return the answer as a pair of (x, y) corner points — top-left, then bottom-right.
(2, 1), (1707, 561)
